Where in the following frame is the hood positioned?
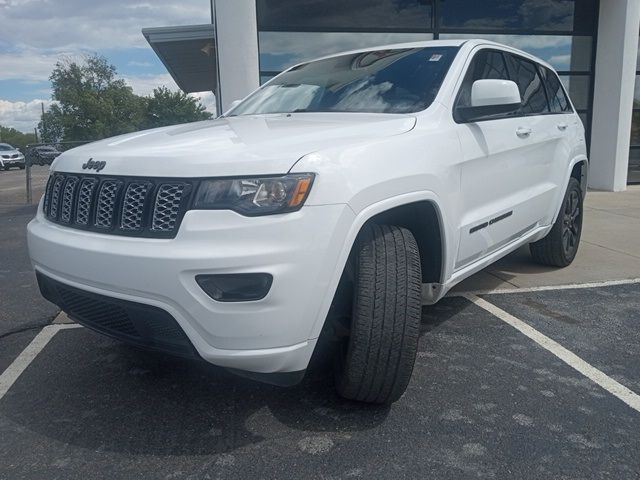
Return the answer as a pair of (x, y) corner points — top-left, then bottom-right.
(0, 149), (23, 157)
(51, 113), (416, 177)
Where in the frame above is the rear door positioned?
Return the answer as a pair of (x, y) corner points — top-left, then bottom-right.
(453, 49), (555, 270)
(538, 64), (578, 224)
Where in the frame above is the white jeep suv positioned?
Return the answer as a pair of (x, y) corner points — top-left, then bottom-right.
(28, 40), (587, 404)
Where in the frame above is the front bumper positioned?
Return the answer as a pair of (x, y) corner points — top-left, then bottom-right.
(28, 202), (354, 373)
(1, 158), (24, 167)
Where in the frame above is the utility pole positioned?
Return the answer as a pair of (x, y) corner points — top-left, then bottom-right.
(40, 102), (46, 142)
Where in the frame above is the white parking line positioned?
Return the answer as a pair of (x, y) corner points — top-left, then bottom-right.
(0, 323), (81, 400)
(465, 294), (640, 414)
(456, 277), (640, 297)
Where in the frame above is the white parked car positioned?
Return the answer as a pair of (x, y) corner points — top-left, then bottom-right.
(28, 40), (587, 404)
(0, 143), (26, 170)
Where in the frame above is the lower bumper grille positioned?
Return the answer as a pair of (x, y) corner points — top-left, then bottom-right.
(37, 272), (197, 358)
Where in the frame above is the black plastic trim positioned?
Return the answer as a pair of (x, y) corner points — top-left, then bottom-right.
(43, 172), (195, 239)
(36, 272), (198, 359)
(469, 222), (488, 234)
(489, 210), (513, 225)
(470, 210), (513, 234)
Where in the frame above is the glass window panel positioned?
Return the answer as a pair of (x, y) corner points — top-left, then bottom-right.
(439, 0), (596, 33)
(257, 0), (433, 31)
(559, 75), (590, 110)
(629, 149), (640, 184)
(237, 46), (459, 115)
(635, 75), (640, 108)
(631, 111), (640, 146)
(539, 66), (571, 112)
(259, 31), (433, 72)
(456, 50), (509, 108)
(260, 74), (276, 85)
(505, 54), (549, 114)
(439, 34), (592, 71)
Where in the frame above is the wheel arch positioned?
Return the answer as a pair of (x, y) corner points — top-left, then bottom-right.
(361, 200), (444, 285)
(307, 191), (450, 341)
(570, 157), (589, 196)
(550, 155), (588, 224)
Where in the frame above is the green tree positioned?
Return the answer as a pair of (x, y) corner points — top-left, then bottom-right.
(0, 125), (37, 151)
(144, 86), (212, 129)
(38, 55), (213, 143)
(38, 105), (64, 143)
(40, 55), (145, 142)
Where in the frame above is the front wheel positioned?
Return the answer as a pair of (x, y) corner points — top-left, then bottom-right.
(530, 177), (583, 267)
(334, 224), (422, 404)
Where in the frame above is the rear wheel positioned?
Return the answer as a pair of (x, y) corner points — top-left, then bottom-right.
(334, 224), (422, 404)
(530, 177), (583, 267)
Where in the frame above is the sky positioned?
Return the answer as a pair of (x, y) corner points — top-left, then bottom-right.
(0, 0), (216, 133)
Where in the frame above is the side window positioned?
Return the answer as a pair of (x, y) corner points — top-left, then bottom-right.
(539, 66), (572, 113)
(505, 54), (549, 115)
(455, 50), (509, 109)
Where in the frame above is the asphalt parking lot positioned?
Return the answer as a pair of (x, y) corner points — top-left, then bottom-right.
(1, 168), (639, 479)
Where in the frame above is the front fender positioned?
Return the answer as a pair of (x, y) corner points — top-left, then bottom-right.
(305, 190), (452, 340)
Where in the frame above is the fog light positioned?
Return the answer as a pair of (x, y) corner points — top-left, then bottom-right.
(196, 273), (273, 302)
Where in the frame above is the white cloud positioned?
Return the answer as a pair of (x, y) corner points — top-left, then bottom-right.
(123, 73), (179, 96)
(0, 98), (54, 132)
(0, 49), (63, 81)
(0, 0), (216, 131)
(127, 60), (154, 68)
(190, 91), (217, 115)
(0, 0), (211, 50)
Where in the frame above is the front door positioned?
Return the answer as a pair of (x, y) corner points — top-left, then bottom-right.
(453, 49), (559, 270)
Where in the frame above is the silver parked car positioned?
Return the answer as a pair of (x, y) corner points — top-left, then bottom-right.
(0, 143), (25, 170)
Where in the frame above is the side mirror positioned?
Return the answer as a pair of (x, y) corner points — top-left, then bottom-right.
(455, 79), (521, 123)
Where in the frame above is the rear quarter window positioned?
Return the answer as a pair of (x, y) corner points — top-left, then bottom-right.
(539, 66), (572, 113)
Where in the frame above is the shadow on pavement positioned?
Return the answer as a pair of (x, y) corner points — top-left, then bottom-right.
(1, 300), (472, 457)
(1, 328), (392, 456)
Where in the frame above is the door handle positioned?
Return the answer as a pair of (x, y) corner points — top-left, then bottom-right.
(557, 123), (568, 131)
(516, 127), (532, 138)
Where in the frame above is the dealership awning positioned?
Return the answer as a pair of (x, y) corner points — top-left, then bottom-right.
(142, 24), (217, 94)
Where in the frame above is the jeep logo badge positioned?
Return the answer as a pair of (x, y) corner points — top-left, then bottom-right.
(82, 158), (106, 172)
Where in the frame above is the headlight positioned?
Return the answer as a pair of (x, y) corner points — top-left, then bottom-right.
(193, 173), (314, 216)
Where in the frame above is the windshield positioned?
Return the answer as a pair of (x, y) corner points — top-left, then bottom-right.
(0, 144), (14, 151)
(230, 46), (459, 116)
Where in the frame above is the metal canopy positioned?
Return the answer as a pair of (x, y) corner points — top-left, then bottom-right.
(142, 24), (217, 94)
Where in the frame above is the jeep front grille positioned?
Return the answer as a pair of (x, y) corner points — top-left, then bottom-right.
(42, 173), (193, 238)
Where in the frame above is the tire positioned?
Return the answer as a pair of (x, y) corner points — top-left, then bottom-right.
(335, 223), (422, 404)
(19, 165), (25, 170)
(530, 177), (583, 267)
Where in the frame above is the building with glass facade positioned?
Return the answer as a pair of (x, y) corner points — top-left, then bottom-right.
(143, 0), (640, 190)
